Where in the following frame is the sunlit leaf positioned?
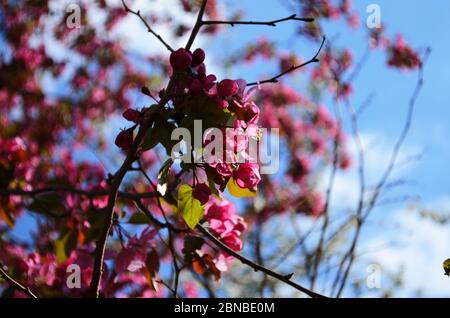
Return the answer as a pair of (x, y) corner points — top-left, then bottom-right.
(177, 184), (204, 230)
(227, 178), (256, 198)
(54, 232), (69, 263)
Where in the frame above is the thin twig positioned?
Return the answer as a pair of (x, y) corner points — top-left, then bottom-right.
(309, 101), (342, 290)
(121, 0), (174, 52)
(333, 48), (431, 297)
(202, 14), (313, 27)
(0, 263), (38, 298)
(185, 0), (209, 51)
(246, 36), (326, 86)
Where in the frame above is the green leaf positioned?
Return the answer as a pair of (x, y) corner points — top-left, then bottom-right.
(183, 235), (204, 253)
(141, 105), (169, 151)
(129, 212), (152, 225)
(84, 209), (107, 243)
(157, 158), (173, 196)
(157, 120), (178, 156)
(177, 184), (204, 230)
(205, 167), (221, 199)
(28, 193), (66, 217)
(142, 126), (159, 151)
(443, 258), (450, 276)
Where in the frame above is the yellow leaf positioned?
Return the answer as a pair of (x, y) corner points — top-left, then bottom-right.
(177, 184), (204, 230)
(54, 233), (69, 264)
(227, 178), (256, 198)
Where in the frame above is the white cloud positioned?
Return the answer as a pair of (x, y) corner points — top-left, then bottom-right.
(365, 201), (450, 297)
(112, 0), (199, 55)
(320, 131), (421, 211)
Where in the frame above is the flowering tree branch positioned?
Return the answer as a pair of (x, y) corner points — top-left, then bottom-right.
(89, 1), (212, 297)
(121, 0), (174, 52)
(88, 96), (170, 298)
(246, 36), (326, 86)
(197, 224), (326, 298)
(0, 263), (37, 298)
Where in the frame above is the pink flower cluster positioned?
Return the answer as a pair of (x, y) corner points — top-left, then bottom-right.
(167, 48), (263, 193)
(205, 198), (247, 254)
(115, 226), (158, 273)
(387, 35), (421, 70)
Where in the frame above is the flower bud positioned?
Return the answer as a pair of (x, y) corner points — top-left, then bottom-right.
(122, 108), (141, 123)
(115, 128), (134, 151)
(233, 163), (261, 189)
(217, 79), (239, 97)
(191, 48), (205, 67)
(170, 48), (192, 71)
(192, 183), (212, 205)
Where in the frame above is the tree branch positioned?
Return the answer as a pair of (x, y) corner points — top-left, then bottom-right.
(202, 14), (313, 27)
(0, 187), (158, 200)
(196, 224), (327, 298)
(185, 0), (209, 51)
(246, 36), (326, 86)
(88, 91), (173, 298)
(121, 0), (174, 52)
(0, 263), (38, 298)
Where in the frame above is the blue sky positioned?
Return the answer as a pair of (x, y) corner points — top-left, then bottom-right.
(7, 0), (450, 297)
(237, 0), (450, 296)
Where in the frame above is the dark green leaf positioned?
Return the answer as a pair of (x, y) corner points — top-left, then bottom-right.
(128, 212), (153, 225)
(28, 193), (66, 217)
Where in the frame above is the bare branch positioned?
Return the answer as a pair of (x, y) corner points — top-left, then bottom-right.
(202, 14), (313, 27)
(0, 187), (158, 200)
(310, 102), (342, 290)
(0, 263), (38, 298)
(185, 0), (209, 51)
(121, 0), (174, 52)
(333, 48), (431, 297)
(246, 36), (326, 86)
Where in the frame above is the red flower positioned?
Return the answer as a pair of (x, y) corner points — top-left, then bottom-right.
(192, 183), (212, 205)
(217, 79), (239, 97)
(170, 48), (192, 71)
(191, 48), (205, 67)
(233, 163), (261, 189)
(122, 108), (141, 123)
(115, 128), (134, 151)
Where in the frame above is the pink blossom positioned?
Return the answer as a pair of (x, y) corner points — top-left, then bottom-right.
(217, 79), (239, 97)
(233, 163), (261, 189)
(192, 183), (212, 205)
(170, 48), (192, 71)
(191, 48), (205, 67)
